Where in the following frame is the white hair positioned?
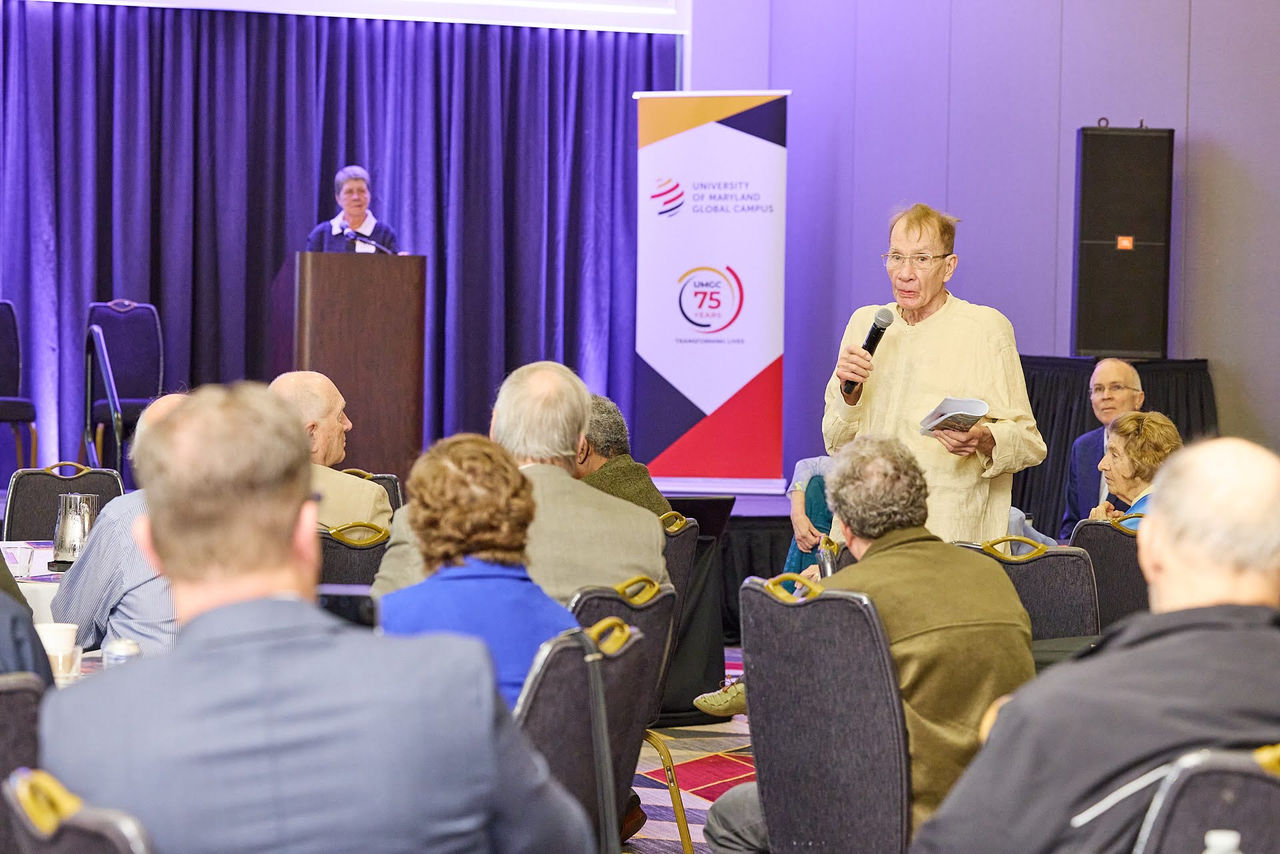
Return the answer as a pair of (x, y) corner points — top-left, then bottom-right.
(490, 361), (591, 467)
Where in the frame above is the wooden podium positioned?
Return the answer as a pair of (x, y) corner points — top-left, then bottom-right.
(269, 252), (426, 481)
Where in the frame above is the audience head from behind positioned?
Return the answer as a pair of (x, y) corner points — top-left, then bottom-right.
(489, 360), (591, 470)
(1089, 358), (1145, 428)
(130, 382), (318, 622)
(268, 370), (353, 467)
(911, 438), (1280, 854)
(825, 435), (929, 560)
(1138, 437), (1280, 613)
(405, 433), (534, 574)
(574, 394), (629, 477)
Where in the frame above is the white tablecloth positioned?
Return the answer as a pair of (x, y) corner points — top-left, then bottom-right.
(4, 541), (60, 622)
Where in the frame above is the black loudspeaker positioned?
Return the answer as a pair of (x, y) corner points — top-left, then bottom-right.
(1073, 126), (1174, 358)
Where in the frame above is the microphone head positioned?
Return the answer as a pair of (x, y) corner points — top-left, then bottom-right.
(873, 307), (896, 330)
(342, 227), (356, 239)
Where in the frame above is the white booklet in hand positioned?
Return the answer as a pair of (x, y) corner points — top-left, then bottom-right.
(919, 397), (990, 434)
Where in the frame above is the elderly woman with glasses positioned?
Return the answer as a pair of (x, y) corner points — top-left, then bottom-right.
(822, 203), (1046, 545)
(305, 164), (402, 254)
(1090, 411), (1183, 530)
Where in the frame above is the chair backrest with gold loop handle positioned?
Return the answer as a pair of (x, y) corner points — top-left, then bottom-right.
(1111, 513), (1143, 533)
(614, 575), (660, 605)
(660, 510), (688, 534)
(585, 616), (631, 654)
(11, 769), (84, 836)
(979, 534), (1048, 563)
(44, 461), (90, 479)
(762, 572), (825, 603)
(327, 521), (390, 546)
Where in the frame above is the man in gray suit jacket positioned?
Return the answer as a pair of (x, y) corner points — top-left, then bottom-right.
(40, 382), (591, 854)
(373, 361), (669, 602)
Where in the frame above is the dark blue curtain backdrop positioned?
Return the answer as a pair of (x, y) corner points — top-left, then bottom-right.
(0, 0), (678, 469)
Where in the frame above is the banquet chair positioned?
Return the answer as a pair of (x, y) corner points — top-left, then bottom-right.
(659, 512), (699, 615)
(318, 523), (389, 585)
(515, 621), (653, 854)
(340, 469), (403, 511)
(84, 300), (162, 474)
(958, 536), (1101, 639)
(3, 768), (151, 854)
(0, 301), (38, 469)
(741, 574), (910, 854)
(2, 464), (124, 542)
(0, 673), (45, 853)
(569, 580), (691, 853)
(1069, 517), (1147, 629)
(1130, 747), (1280, 853)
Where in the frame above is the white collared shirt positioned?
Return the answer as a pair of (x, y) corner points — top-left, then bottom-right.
(330, 211), (380, 253)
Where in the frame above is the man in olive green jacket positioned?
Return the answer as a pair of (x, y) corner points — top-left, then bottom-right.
(704, 436), (1034, 851)
(575, 395), (671, 517)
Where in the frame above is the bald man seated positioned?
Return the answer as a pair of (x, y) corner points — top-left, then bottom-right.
(269, 371), (392, 534)
(912, 438), (1280, 853)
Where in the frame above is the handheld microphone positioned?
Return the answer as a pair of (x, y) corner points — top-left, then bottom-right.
(841, 307), (895, 396)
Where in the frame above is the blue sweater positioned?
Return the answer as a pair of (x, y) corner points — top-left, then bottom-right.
(379, 557), (578, 708)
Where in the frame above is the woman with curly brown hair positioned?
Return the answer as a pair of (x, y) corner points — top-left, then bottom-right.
(378, 433), (577, 707)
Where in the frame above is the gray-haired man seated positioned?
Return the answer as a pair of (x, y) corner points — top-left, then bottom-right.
(705, 436), (1033, 851)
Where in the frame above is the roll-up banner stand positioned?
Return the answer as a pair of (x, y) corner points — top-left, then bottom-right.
(632, 90), (788, 494)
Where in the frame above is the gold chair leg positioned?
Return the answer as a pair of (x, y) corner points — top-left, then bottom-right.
(643, 729), (694, 854)
(28, 423), (37, 468)
(94, 423), (104, 469)
(9, 425), (19, 470)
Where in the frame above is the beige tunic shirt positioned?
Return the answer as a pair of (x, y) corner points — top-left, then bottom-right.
(822, 294), (1046, 544)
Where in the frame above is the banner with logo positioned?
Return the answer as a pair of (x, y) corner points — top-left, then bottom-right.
(632, 91), (788, 493)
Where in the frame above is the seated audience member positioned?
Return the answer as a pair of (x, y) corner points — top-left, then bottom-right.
(911, 438), (1280, 854)
(575, 394), (671, 516)
(373, 361), (669, 603)
(51, 394), (185, 654)
(39, 383), (592, 854)
(1089, 411), (1182, 531)
(782, 455), (834, 574)
(268, 370), (392, 533)
(1059, 358), (1146, 539)
(379, 434), (577, 708)
(0, 591), (54, 685)
(703, 437), (1034, 850)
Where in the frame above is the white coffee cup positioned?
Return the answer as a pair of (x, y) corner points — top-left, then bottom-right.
(34, 622), (78, 655)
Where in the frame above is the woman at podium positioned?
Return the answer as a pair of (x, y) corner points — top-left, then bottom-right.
(305, 164), (401, 254)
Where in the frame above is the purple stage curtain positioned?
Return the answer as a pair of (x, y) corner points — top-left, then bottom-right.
(0, 0), (678, 469)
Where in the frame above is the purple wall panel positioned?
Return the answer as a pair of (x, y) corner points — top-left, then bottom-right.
(849, 0), (952, 316)
(766, 0), (858, 461)
(1056, 0), (1189, 357)
(946, 2), (1061, 354)
(1184, 0), (1280, 444)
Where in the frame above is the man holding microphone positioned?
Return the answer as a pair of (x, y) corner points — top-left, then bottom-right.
(823, 203), (1045, 544)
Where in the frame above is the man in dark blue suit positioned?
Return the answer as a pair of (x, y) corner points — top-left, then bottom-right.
(1058, 359), (1145, 539)
(40, 383), (591, 854)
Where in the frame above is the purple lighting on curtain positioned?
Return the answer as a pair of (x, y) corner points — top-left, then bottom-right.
(0, 0), (678, 470)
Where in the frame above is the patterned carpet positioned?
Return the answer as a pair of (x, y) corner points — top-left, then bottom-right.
(624, 649), (748, 853)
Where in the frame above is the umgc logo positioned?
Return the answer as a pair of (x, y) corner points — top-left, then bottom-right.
(651, 178), (684, 217)
(677, 266), (744, 333)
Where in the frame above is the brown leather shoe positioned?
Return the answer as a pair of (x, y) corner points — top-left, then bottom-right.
(620, 790), (647, 841)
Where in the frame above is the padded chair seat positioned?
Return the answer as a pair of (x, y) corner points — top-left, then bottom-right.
(0, 398), (35, 422)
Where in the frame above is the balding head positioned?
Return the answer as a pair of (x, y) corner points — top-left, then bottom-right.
(1137, 438), (1280, 612)
(268, 371), (351, 466)
(489, 361), (591, 469)
(1089, 358), (1145, 427)
(127, 393), (187, 465)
